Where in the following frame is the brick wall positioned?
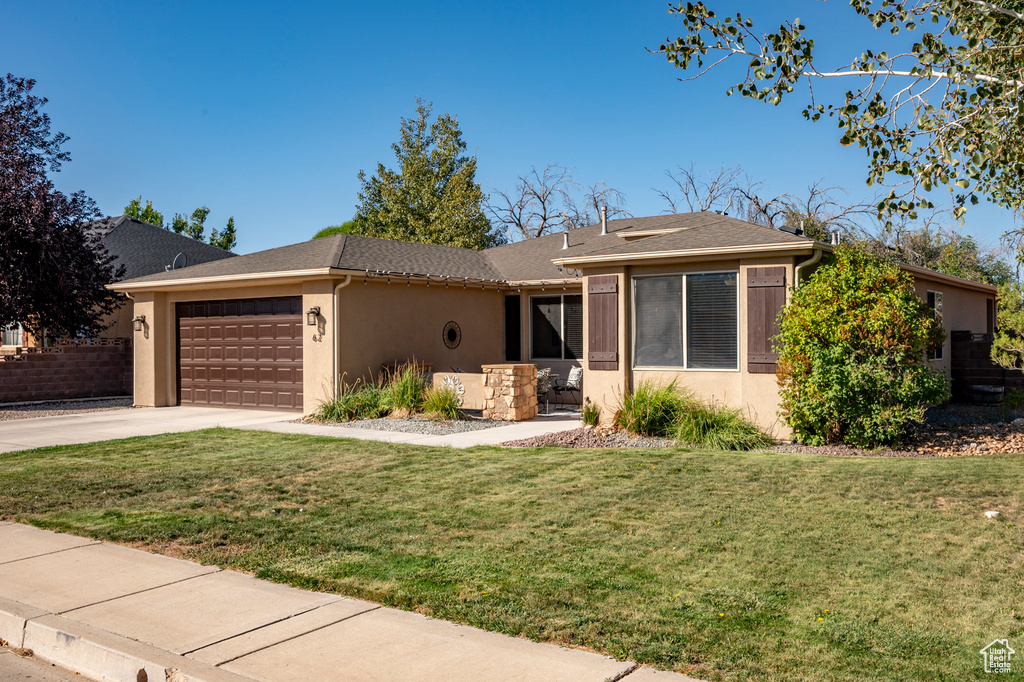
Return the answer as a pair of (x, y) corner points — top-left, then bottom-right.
(0, 340), (132, 403)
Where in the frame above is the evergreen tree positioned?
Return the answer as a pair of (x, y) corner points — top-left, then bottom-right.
(355, 100), (506, 249)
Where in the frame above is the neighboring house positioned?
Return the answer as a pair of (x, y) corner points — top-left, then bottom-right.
(109, 212), (997, 435)
(2, 216), (236, 348)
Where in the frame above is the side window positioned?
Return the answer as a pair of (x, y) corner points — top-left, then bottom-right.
(927, 291), (943, 360)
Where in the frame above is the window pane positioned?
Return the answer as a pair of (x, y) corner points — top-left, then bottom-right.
(531, 296), (563, 359)
(686, 273), (737, 369)
(634, 277), (683, 367)
(562, 295), (583, 360)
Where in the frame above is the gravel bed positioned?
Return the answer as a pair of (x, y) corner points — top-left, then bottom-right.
(0, 397), (132, 422)
(305, 415), (509, 436)
(501, 427), (674, 449)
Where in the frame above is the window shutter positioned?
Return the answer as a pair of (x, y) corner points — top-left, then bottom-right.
(588, 275), (618, 370)
(746, 267), (786, 373)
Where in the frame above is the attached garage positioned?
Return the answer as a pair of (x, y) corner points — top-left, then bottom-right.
(177, 297), (303, 410)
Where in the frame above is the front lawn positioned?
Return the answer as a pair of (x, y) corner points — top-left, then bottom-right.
(1, 430), (1021, 681)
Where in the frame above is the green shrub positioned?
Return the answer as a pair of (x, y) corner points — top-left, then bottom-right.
(380, 365), (426, 416)
(614, 380), (690, 437)
(314, 381), (386, 422)
(1005, 388), (1024, 410)
(422, 384), (462, 420)
(675, 401), (773, 451)
(582, 398), (601, 427)
(777, 245), (950, 447)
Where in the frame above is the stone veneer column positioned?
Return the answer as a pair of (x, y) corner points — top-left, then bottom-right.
(481, 364), (538, 421)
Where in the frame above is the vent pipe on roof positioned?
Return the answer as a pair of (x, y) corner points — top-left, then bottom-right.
(562, 232), (569, 249)
(600, 206), (608, 235)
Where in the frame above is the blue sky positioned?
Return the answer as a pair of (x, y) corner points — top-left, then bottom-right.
(3, 1), (1017, 255)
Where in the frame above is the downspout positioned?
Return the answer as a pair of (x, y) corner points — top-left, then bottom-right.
(795, 248), (823, 285)
(332, 275), (353, 398)
(124, 292), (136, 405)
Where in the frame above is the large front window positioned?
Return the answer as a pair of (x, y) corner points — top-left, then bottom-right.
(531, 294), (582, 360)
(633, 273), (738, 369)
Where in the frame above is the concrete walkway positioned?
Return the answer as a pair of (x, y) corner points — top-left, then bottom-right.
(246, 412), (580, 447)
(0, 406), (296, 454)
(0, 405), (580, 453)
(0, 523), (698, 682)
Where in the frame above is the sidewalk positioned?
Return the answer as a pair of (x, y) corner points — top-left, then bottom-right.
(0, 523), (697, 682)
(0, 405), (581, 454)
(245, 412), (580, 447)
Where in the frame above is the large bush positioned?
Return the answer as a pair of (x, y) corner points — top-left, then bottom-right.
(777, 246), (949, 447)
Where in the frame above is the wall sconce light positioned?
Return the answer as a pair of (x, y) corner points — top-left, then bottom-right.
(132, 315), (145, 332)
(306, 306), (321, 326)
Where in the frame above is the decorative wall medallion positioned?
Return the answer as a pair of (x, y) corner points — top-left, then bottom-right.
(441, 374), (466, 406)
(443, 321), (462, 349)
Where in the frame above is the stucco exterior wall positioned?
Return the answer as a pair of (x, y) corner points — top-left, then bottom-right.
(912, 275), (995, 375)
(336, 279), (505, 387)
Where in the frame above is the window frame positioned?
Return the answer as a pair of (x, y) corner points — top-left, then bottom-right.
(1, 323), (23, 347)
(631, 271), (740, 372)
(528, 293), (583, 361)
(927, 290), (944, 360)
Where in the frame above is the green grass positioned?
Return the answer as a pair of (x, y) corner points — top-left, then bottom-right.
(2, 430), (1023, 681)
(675, 401), (775, 451)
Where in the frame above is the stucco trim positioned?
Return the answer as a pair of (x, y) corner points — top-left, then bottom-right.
(899, 263), (998, 294)
(553, 242), (820, 267)
(109, 268), (339, 292)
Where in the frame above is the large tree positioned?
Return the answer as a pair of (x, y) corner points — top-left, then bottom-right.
(488, 163), (630, 240)
(659, 1), (1024, 224)
(0, 74), (121, 340)
(354, 100), (505, 250)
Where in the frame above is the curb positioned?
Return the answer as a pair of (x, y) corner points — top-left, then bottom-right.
(0, 596), (253, 682)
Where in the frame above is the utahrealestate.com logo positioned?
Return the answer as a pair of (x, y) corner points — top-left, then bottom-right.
(981, 639), (1015, 674)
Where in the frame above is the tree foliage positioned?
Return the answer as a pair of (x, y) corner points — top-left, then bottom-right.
(354, 100), (505, 250)
(0, 74), (121, 339)
(992, 281), (1024, 367)
(488, 163), (630, 240)
(124, 196), (164, 227)
(659, 1), (1024, 222)
(312, 219), (361, 240)
(777, 246), (949, 446)
(123, 198), (237, 250)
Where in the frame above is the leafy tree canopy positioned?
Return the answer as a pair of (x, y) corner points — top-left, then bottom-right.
(312, 219), (361, 240)
(354, 99), (506, 250)
(123, 198), (237, 251)
(777, 245), (949, 446)
(0, 74), (121, 339)
(659, 1), (1024, 223)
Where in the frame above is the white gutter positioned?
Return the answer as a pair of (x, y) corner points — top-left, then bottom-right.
(124, 292), (136, 405)
(332, 275), (352, 398)
(795, 249), (824, 285)
(552, 241), (817, 267)
(108, 267), (337, 292)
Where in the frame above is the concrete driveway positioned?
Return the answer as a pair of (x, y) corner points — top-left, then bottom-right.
(0, 406), (296, 454)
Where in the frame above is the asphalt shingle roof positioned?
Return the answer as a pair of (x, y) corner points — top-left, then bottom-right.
(115, 213), (816, 286)
(89, 216), (236, 281)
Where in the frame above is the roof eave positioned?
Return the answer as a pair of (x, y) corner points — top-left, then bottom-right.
(108, 267), (342, 292)
(552, 241), (821, 267)
(899, 262), (998, 294)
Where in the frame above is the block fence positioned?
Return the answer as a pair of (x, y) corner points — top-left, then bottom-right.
(0, 340), (132, 403)
(950, 330), (1024, 400)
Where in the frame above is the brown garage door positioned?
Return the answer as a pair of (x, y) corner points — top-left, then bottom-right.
(177, 297), (303, 410)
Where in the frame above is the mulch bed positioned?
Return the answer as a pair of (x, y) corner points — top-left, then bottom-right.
(501, 404), (1024, 457)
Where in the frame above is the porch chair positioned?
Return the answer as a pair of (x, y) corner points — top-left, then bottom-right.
(552, 365), (583, 406)
(536, 367), (552, 414)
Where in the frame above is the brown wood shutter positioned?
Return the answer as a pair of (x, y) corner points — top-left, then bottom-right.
(588, 275), (618, 370)
(746, 267), (786, 373)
